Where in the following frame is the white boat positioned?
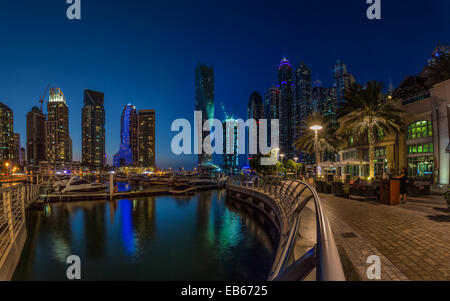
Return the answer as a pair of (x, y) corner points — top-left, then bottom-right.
(142, 176), (174, 186)
(62, 177), (108, 194)
(52, 176), (73, 191)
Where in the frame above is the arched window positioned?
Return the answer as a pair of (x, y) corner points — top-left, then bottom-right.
(407, 121), (433, 140)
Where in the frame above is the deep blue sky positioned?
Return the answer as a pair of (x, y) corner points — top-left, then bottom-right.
(0, 0), (448, 169)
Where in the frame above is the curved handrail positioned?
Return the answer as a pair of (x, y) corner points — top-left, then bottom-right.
(226, 176), (345, 281)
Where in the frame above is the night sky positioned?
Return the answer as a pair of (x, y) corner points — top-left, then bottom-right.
(0, 0), (448, 169)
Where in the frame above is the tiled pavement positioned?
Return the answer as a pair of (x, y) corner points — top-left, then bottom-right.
(319, 194), (450, 281)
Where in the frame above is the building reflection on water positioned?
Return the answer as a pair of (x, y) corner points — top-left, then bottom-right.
(13, 189), (275, 280)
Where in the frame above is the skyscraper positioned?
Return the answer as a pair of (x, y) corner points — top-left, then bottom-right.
(137, 110), (156, 168)
(13, 133), (20, 167)
(113, 104), (137, 167)
(46, 88), (72, 163)
(311, 79), (326, 113)
(264, 86), (280, 120)
(333, 60), (355, 108)
(26, 106), (46, 169)
(320, 87), (338, 128)
(222, 118), (239, 174)
(294, 62), (312, 137)
(195, 63), (214, 169)
(247, 91), (264, 157)
(278, 58), (295, 158)
(82, 89), (106, 170)
(0, 102), (14, 163)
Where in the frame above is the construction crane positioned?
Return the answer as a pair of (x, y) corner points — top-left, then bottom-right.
(220, 102), (234, 121)
(38, 84), (50, 112)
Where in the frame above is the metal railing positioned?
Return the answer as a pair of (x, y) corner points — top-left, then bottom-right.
(227, 176), (345, 281)
(0, 184), (40, 266)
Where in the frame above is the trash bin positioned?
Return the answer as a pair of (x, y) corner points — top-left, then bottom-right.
(380, 178), (400, 206)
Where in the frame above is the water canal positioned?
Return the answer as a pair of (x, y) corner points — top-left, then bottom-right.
(12, 189), (277, 280)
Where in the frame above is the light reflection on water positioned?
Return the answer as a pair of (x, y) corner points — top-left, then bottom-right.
(13, 190), (276, 280)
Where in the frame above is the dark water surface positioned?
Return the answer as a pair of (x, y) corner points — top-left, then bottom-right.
(13, 190), (277, 280)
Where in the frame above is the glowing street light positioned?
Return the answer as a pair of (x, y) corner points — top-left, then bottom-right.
(310, 124), (323, 179)
(294, 157), (299, 179)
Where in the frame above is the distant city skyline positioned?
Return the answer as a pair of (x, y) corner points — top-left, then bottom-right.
(0, 0), (448, 169)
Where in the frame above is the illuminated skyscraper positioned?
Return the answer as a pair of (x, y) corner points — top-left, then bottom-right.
(82, 89), (106, 170)
(278, 57), (295, 158)
(294, 62), (312, 135)
(137, 110), (156, 168)
(13, 133), (20, 166)
(247, 91), (264, 157)
(195, 63), (215, 170)
(45, 88), (72, 163)
(222, 118), (239, 174)
(0, 102), (14, 164)
(26, 106), (46, 169)
(333, 60), (355, 108)
(113, 104), (137, 167)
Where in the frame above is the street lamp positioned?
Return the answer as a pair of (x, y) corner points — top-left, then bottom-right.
(310, 125), (323, 179)
(294, 157), (299, 179)
(279, 154), (285, 177)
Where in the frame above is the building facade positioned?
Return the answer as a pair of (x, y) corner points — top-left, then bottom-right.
(247, 91), (264, 157)
(278, 58), (295, 158)
(335, 78), (450, 185)
(333, 60), (355, 109)
(137, 110), (156, 168)
(26, 106), (46, 170)
(113, 104), (138, 167)
(195, 63), (215, 170)
(82, 89), (106, 170)
(46, 88), (72, 163)
(0, 102), (14, 164)
(294, 62), (312, 141)
(13, 133), (20, 167)
(222, 118), (239, 174)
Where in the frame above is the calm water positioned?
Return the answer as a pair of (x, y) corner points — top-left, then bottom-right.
(13, 190), (277, 280)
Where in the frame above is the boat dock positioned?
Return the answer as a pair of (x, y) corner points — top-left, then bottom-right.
(33, 183), (224, 208)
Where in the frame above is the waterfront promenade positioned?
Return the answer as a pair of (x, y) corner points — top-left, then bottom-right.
(320, 193), (450, 281)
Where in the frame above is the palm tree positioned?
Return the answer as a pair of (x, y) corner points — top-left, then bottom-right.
(294, 113), (340, 175)
(338, 81), (404, 178)
(422, 52), (450, 86)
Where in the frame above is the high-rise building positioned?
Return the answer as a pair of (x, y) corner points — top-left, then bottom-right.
(278, 58), (295, 158)
(26, 106), (46, 169)
(195, 63), (215, 169)
(311, 79), (326, 113)
(82, 89), (106, 170)
(247, 91), (264, 157)
(13, 133), (20, 166)
(46, 88), (72, 163)
(294, 62), (312, 137)
(264, 86), (280, 120)
(137, 110), (156, 168)
(222, 118), (239, 174)
(320, 87), (338, 128)
(0, 102), (14, 164)
(113, 104), (137, 167)
(20, 147), (25, 167)
(333, 60), (355, 109)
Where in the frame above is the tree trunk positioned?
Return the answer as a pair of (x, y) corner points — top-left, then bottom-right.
(368, 128), (375, 179)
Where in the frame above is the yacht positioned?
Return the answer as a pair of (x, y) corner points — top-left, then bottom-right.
(52, 176), (73, 191)
(61, 177), (108, 194)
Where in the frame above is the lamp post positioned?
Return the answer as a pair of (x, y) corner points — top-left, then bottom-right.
(310, 125), (323, 179)
(294, 157), (299, 179)
(280, 154), (285, 177)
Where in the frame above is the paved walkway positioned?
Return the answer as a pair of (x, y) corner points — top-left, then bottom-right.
(319, 194), (450, 281)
